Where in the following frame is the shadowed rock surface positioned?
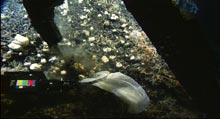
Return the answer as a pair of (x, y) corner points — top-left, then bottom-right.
(1, 0), (205, 118)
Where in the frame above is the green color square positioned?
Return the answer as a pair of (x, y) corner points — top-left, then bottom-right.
(22, 80), (28, 86)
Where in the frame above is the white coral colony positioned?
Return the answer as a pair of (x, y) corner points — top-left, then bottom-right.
(80, 71), (150, 113)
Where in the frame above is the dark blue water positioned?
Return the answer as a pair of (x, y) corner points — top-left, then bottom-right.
(1, 0), (8, 12)
(196, 0), (220, 70)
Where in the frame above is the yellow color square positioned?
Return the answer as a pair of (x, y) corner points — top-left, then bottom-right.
(16, 80), (23, 86)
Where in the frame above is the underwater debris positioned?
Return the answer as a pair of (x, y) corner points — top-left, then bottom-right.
(29, 63), (42, 71)
(80, 71), (150, 114)
(2, 50), (13, 61)
(101, 55), (109, 63)
(40, 58), (47, 64)
(8, 34), (30, 51)
(88, 37), (95, 42)
(109, 55), (116, 60)
(60, 70), (67, 75)
(116, 61), (123, 68)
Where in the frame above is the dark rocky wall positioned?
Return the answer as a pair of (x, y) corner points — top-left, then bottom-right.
(123, 0), (220, 117)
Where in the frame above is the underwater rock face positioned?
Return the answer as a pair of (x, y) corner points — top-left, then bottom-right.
(1, 0), (200, 118)
(80, 71), (150, 113)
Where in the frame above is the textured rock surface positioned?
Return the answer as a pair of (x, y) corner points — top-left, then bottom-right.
(1, 0), (200, 118)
